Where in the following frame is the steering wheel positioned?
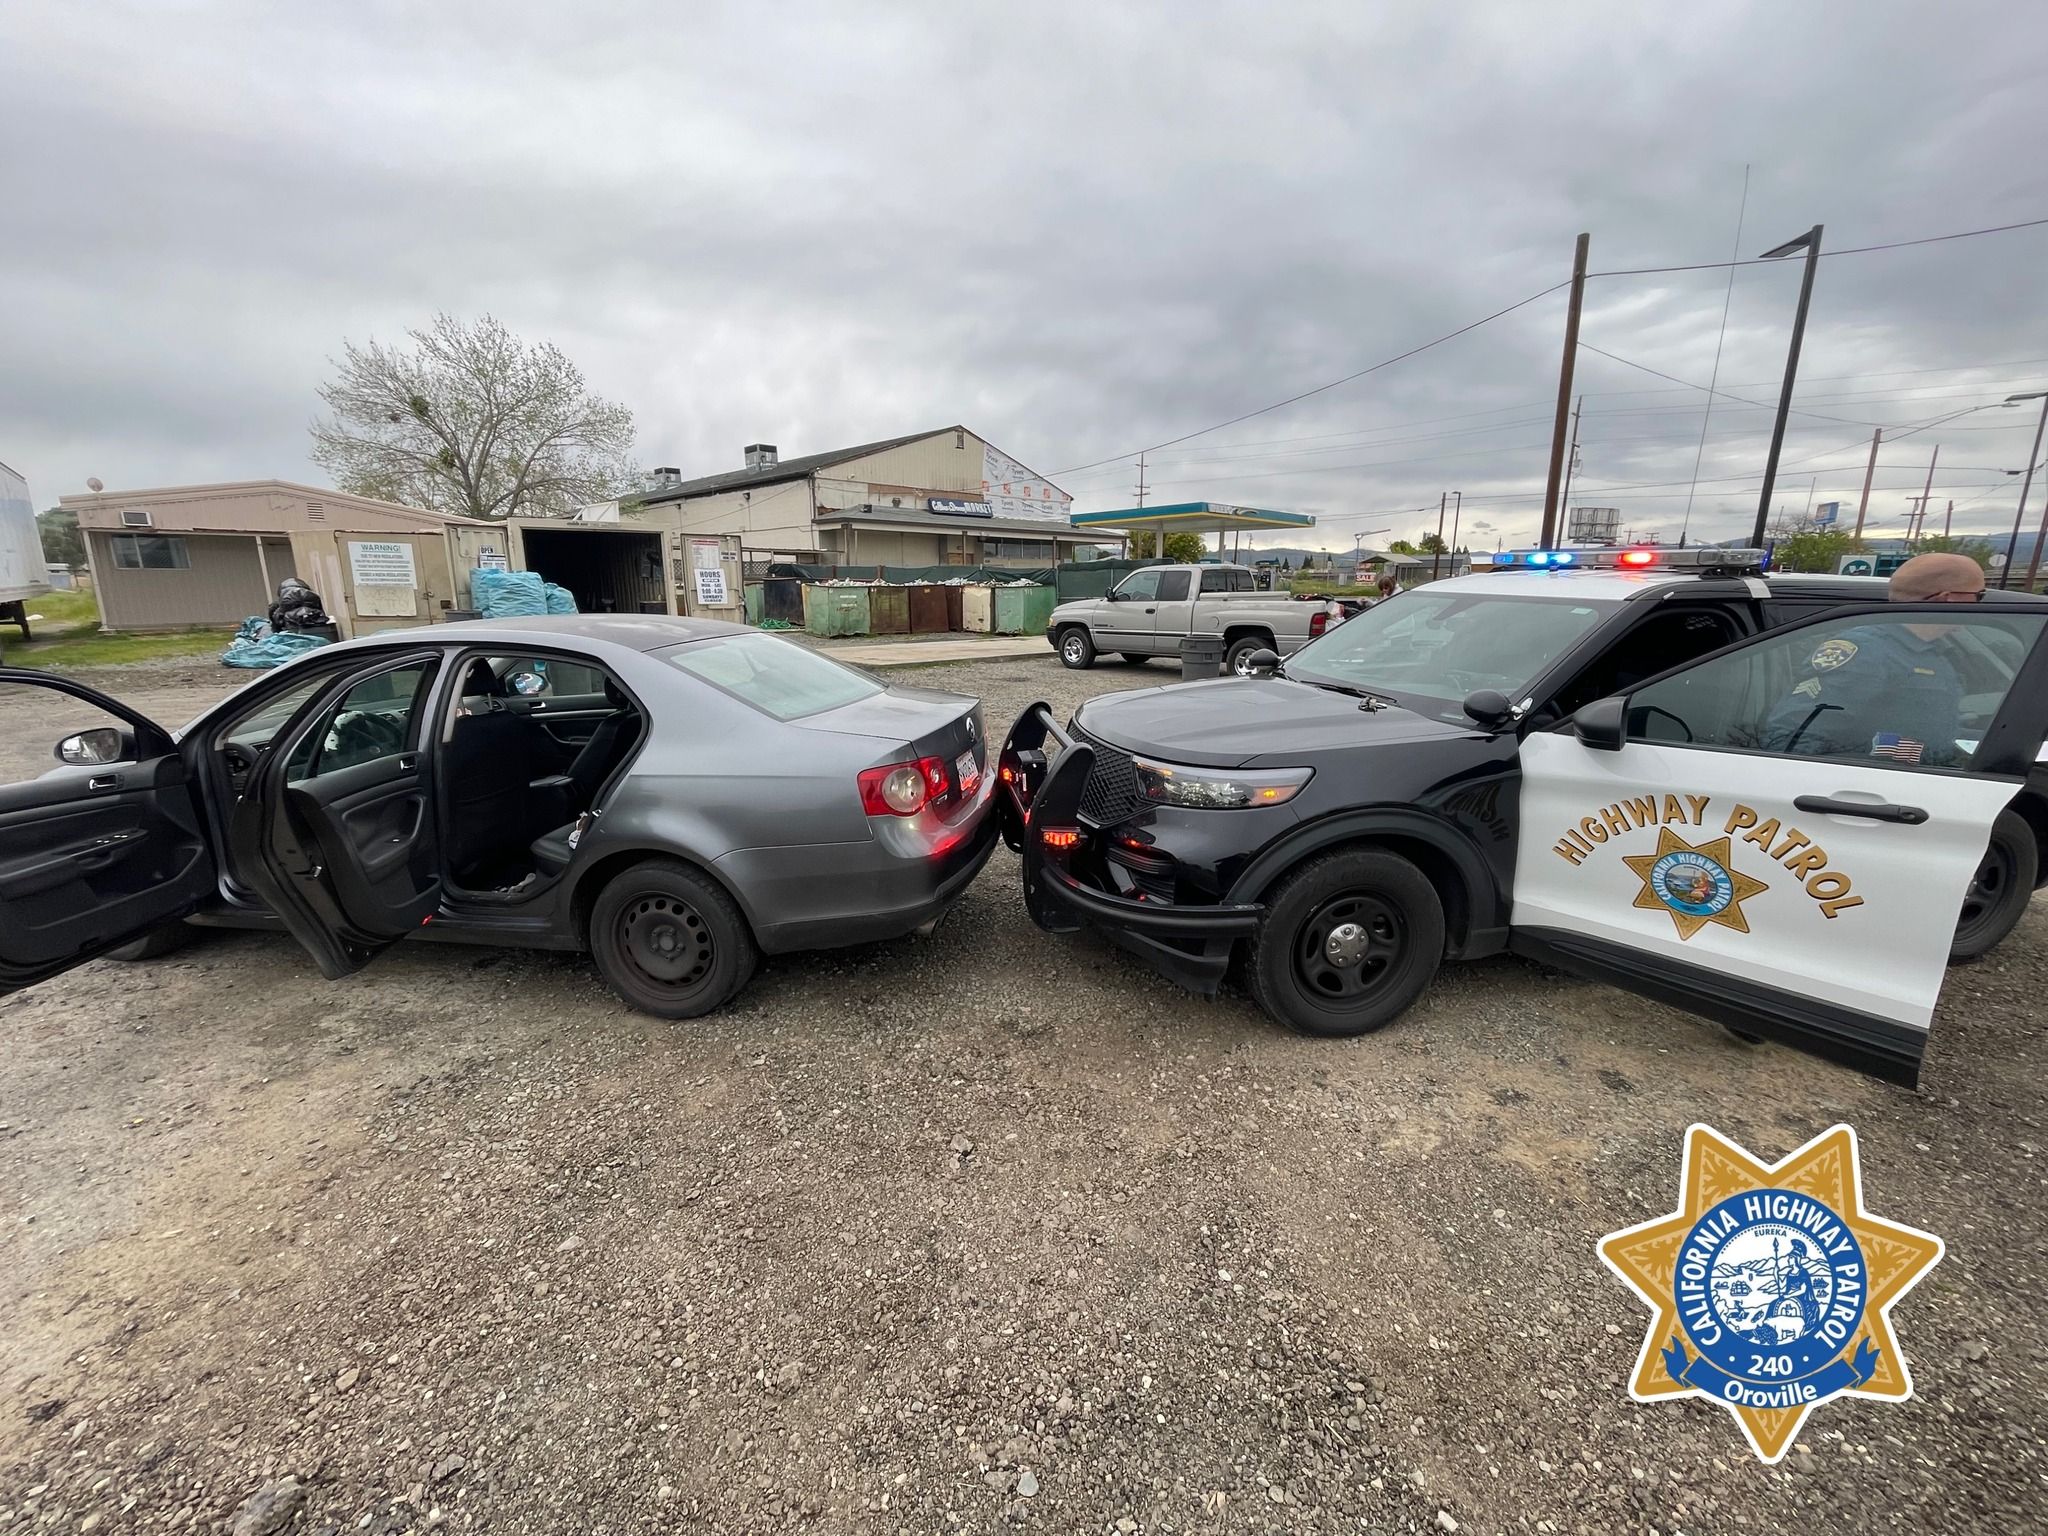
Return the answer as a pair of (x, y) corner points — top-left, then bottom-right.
(1444, 669), (1490, 696)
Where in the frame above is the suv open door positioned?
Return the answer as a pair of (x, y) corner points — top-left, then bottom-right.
(1512, 601), (2048, 1086)
(0, 670), (219, 994)
(228, 651), (448, 977)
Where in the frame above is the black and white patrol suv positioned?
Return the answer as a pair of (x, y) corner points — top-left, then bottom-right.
(997, 547), (2048, 1086)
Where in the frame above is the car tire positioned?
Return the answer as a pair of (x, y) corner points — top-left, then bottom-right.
(1951, 809), (2037, 962)
(1057, 628), (1096, 670)
(1225, 636), (1274, 677)
(589, 859), (758, 1019)
(1247, 847), (1444, 1038)
(104, 922), (193, 962)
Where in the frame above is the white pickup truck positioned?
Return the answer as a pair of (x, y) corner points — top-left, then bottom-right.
(1045, 563), (1347, 674)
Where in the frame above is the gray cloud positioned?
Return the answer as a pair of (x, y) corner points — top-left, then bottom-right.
(3, 0), (2045, 551)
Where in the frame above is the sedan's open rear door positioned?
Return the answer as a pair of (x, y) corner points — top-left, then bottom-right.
(230, 652), (447, 977)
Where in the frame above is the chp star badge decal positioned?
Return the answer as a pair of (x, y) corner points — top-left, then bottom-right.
(1623, 826), (1769, 939)
(1599, 1124), (1944, 1463)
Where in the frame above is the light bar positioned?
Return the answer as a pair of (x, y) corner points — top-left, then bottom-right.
(1467, 547), (1764, 573)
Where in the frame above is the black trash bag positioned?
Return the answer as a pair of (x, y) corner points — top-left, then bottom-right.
(268, 578), (334, 632)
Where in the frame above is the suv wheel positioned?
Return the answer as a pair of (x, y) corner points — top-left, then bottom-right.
(589, 859), (758, 1018)
(1225, 636), (1274, 676)
(1951, 809), (2036, 962)
(1247, 848), (1444, 1037)
(1057, 628), (1096, 670)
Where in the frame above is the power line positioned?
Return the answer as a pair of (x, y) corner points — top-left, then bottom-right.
(1682, 165), (1749, 541)
(1050, 280), (1571, 476)
(1578, 341), (1877, 427)
(1583, 215), (2048, 278)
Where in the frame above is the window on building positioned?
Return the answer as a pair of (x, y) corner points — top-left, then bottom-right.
(109, 534), (191, 570)
(985, 538), (1053, 560)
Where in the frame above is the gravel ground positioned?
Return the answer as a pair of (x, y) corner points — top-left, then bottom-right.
(2, 649), (2045, 1533)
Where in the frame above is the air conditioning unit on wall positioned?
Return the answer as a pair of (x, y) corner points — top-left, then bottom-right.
(120, 509), (153, 528)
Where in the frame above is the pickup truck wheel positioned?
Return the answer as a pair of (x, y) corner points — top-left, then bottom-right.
(1117, 654), (1151, 666)
(1057, 628), (1096, 670)
(1247, 849), (1444, 1038)
(1225, 636), (1274, 676)
(1951, 809), (2036, 962)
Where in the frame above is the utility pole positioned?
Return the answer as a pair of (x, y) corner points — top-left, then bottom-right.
(1752, 224), (1824, 546)
(1448, 491), (1463, 572)
(1540, 233), (1590, 549)
(1943, 499), (1953, 539)
(1432, 491), (1448, 582)
(2000, 392), (2048, 587)
(1558, 397), (1583, 533)
(1133, 452), (1149, 508)
(1852, 426), (1882, 541)
(1917, 445), (1939, 545)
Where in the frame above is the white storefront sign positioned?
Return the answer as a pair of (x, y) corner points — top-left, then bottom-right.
(694, 566), (729, 605)
(981, 445), (1072, 523)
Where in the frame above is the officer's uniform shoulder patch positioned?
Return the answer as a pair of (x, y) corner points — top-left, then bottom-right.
(1810, 637), (1859, 671)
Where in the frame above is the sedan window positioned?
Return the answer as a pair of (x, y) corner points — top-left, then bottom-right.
(664, 632), (881, 721)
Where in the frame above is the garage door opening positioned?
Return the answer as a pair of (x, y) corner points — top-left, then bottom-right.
(518, 528), (668, 615)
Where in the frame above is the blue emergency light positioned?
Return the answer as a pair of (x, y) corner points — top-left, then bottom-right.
(1468, 547), (1765, 573)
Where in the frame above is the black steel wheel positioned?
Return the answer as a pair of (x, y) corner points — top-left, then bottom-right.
(1951, 809), (2037, 962)
(1248, 847), (1444, 1037)
(589, 859), (757, 1018)
(1057, 627), (1096, 670)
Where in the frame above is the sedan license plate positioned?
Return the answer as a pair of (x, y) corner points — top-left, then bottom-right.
(956, 748), (981, 794)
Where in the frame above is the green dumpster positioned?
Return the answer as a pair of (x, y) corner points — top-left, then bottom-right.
(743, 583), (765, 625)
(992, 584), (1056, 635)
(803, 584), (870, 637)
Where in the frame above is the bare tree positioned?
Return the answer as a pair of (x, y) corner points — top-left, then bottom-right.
(310, 314), (638, 520)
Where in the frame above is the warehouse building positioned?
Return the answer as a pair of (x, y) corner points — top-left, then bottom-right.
(64, 480), (500, 637)
(617, 427), (1098, 567)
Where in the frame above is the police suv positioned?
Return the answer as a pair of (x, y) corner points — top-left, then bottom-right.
(996, 546), (2048, 1086)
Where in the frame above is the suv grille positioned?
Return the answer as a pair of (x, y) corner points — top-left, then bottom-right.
(1072, 727), (1146, 826)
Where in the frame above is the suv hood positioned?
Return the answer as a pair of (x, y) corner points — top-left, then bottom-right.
(1074, 678), (1472, 768)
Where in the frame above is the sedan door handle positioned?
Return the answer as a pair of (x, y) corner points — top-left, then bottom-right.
(87, 774), (120, 792)
(1793, 795), (1929, 825)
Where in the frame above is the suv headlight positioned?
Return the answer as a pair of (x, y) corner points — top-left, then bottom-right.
(1132, 756), (1312, 809)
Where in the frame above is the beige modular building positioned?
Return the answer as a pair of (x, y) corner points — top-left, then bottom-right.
(63, 481), (504, 638)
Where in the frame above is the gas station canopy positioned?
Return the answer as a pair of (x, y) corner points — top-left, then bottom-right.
(1069, 501), (1317, 540)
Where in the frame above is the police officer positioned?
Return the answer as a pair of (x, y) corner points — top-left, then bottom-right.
(1762, 552), (1984, 765)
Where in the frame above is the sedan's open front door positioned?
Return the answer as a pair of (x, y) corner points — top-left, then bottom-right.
(1511, 602), (2048, 1086)
(0, 670), (218, 995)
(231, 653), (446, 978)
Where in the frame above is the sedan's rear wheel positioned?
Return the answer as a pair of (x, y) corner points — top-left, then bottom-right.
(1247, 848), (1443, 1037)
(589, 860), (757, 1018)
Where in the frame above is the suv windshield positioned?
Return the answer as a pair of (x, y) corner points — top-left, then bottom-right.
(664, 632), (882, 721)
(1286, 589), (1620, 719)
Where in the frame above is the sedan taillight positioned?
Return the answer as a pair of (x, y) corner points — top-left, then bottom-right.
(858, 756), (949, 816)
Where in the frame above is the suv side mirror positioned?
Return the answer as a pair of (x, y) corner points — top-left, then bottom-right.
(1571, 696), (1626, 752)
(56, 726), (134, 765)
(1462, 688), (1514, 728)
(1244, 647), (1281, 676)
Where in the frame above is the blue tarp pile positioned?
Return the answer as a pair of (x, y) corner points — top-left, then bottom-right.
(473, 569), (578, 618)
(221, 616), (333, 669)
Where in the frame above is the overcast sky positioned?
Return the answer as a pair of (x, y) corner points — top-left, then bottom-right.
(5, 1), (2047, 550)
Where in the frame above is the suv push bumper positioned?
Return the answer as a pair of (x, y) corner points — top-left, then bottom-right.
(996, 701), (1263, 992)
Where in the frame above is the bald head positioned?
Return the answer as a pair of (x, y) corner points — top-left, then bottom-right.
(1889, 552), (1985, 601)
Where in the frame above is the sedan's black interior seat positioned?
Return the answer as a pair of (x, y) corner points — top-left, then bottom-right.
(444, 661), (553, 885)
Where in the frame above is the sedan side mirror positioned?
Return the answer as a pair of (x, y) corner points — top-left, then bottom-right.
(1243, 647), (1281, 676)
(1462, 688), (1514, 728)
(1571, 696), (1626, 752)
(56, 726), (134, 765)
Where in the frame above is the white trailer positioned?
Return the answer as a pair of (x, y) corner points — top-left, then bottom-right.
(0, 459), (51, 641)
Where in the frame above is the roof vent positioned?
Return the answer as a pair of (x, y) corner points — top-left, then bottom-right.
(647, 466), (683, 492)
(120, 508), (153, 528)
(306, 501), (326, 522)
(745, 443), (779, 470)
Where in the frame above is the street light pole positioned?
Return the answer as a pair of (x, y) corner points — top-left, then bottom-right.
(1751, 223), (1824, 547)
(2002, 391), (2048, 588)
(1432, 491), (1447, 582)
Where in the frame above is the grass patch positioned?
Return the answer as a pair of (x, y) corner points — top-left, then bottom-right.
(5, 627), (231, 670)
(15, 585), (103, 635)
